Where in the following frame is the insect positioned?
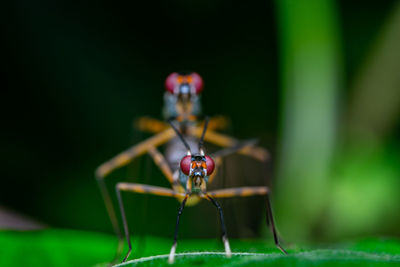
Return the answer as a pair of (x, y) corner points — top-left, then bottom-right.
(95, 72), (287, 263)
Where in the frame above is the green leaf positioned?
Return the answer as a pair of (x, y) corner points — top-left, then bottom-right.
(0, 229), (399, 267)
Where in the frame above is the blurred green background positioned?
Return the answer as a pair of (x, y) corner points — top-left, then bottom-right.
(2, 0), (400, 259)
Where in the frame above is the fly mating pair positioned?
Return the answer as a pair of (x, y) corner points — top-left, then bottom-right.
(95, 72), (287, 264)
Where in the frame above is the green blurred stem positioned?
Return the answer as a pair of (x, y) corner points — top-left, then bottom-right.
(346, 1), (400, 143)
(324, 1), (400, 240)
(274, 0), (341, 241)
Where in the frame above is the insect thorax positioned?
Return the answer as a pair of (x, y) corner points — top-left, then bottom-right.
(162, 92), (202, 120)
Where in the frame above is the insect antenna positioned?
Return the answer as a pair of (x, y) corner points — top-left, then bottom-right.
(198, 116), (209, 155)
(168, 119), (192, 154)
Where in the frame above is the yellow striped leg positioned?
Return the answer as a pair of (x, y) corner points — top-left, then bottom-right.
(95, 128), (175, 261)
(207, 186), (269, 198)
(135, 117), (169, 133)
(206, 115), (230, 131)
(147, 146), (178, 187)
(206, 186), (287, 254)
(190, 127), (270, 162)
(116, 183), (185, 262)
(135, 116), (230, 134)
(96, 128), (175, 178)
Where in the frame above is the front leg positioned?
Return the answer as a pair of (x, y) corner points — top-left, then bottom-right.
(168, 194), (189, 264)
(202, 194), (232, 258)
(116, 183), (185, 262)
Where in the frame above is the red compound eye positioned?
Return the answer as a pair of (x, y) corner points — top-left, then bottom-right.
(180, 155), (191, 175)
(205, 155), (215, 175)
(165, 72), (179, 94)
(191, 72), (204, 94)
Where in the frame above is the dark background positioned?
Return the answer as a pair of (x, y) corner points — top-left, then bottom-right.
(2, 0), (400, 242)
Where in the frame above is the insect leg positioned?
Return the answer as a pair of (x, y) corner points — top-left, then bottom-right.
(95, 128), (176, 261)
(206, 115), (230, 131)
(207, 187), (287, 254)
(96, 178), (124, 262)
(203, 194), (232, 258)
(135, 117), (169, 133)
(191, 128), (269, 162)
(147, 146), (180, 187)
(134, 115), (229, 134)
(116, 183), (184, 262)
(168, 194), (189, 264)
(266, 194), (288, 254)
(208, 139), (259, 185)
(96, 128), (175, 178)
